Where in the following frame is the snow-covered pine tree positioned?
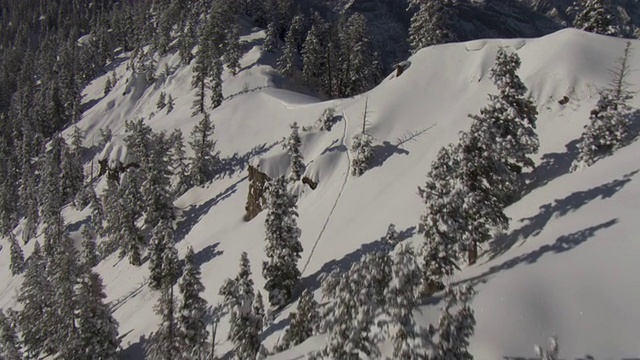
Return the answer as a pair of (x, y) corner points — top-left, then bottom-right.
(142, 131), (176, 230)
(98, 127), (113, 149)
(302, 24), (324, 90)
(469, 47), (539, 201)
(81, 224), (99, 268)
(20, 161), (39, 244)
(0, 310), (23, 360)
(117, 169), (146, 266)
(61, 139), (85, 206)
(339, 13), (381, 96)
(104, 75), (113, 95)
(149, 220), (182, 291)
(570, 0), (620, 36)
(157, 91), (167, 110)
(284, 122), (305, 181)
(178, 4), (199, 65)
(9, 233), (24, 275)
(224, 24), (242, 76)
(262, 176), (303, 309)
(87, 185), (105, 236)
(277, 289), (319, 351)
(178, 247), (209, 360)
(253, 291), (266, 330)
(40, 134), (65, 257)
(318, 107), (336, 131)
(263, 21), (279, 52)
(210, 56), (224, 110)
(384, 243), (426, 359)
(572, 41), (635, 170)
(145, 286), (181, 360)
(278, 23), (298, 79)
(535, 335), (559, 360)
(409, 0), (456, 54)
(17, 242), (51, 358)
(192, 34), (211, 115)
(418, 144), (463, 294)
(219, 252), (261, 360)
(169, 129), (192, 196)
(430, 285), (476, 360)
(351, 99), (374, 176)
(166, 94), (175, 113)
(385, 223), (399, 250)
(189, 112), (220, 186)
(76, 270), (121, 360)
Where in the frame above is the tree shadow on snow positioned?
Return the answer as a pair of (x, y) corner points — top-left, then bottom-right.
(369, 141), (410, 169)
(174, 176), (247, 243)
(298, 226), (416, 296)
(524, 138), (581, 193)
(487, 170), (637, 260)
(192, 243), (223, 268)
(216, 141), (279, 179)
(120, 334), (147, 360)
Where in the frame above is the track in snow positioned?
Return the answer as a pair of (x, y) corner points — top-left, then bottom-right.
(301, 110), (351, 275)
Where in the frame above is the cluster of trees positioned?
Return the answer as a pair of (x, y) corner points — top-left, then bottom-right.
(419, 47), (539, 292)
(569, 0), (622, 36)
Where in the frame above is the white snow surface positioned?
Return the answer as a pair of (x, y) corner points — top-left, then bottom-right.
(3, 28), (640, 359)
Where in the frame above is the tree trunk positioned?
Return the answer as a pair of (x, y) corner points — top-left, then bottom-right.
(468, 241), (478, 265)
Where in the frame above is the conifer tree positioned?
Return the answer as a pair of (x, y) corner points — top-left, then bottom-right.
(573, 41), (635, 170)
(178, 247), (209, 360)
(339, 14), (381, 96)
(284, 122), (305, 181)
(142, 131), (176, 230)
(220, 253), (260, 360)
(430, 285), (476, 360)
(166, 94), (175, 114)
(117, 169), (146, 266)
(189, 113), (220, 186)
(81, 224), (100, 268)
(409, 0), (456, 53)
(192, 38), (211, 115)
(263, 176), (303, 309)
(224, 24), (242, 76)
(385, 223), (399, 250)
(210, 56), (224, 109)
(253, 292), (266, 330)
(571, 0), (620, 36)
(157, 91), (167, 110)
(40, 135), (65, 257)
(0, 310), (23, 360)
(278, 289), (319, 351)
(61, 139), (85, 205)
(351, 100), (374, 176)
(20, 162), (39, 244)
(170, 129), (192, 196)
(17, 242), (51, 359)
(302, 25), (324, 89)
(149, 220), (182, 291)
(76, 270), (121, 360)
(8, 233), (24, 275)
(278, 23), (299, 79)
(263, 22), (279, 52)
(145, 286), (181, 360)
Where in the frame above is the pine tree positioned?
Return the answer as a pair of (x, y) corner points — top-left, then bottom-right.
(351, 100), (374, 176)
(98, 127), (113, 149)
(20, 161), (39, 244)
(278, 289), (319, 351)
(210, 56), (224, 109)
(430, 285), (476, 360)
(189, 113), (220, 186)
(385, 223), (399, 250)
(104, 76), (113, 95)
(17, 242), (51, 359)
(263, 21), (279, 52)
(224, 24), (242, 76)
(170, 129), (192, 196)
(192, 38), (210, 115)
(157, 91), (167, 110)
(0, 310), (23, 360)
(302, 25), (324, 89)
(142, 131), (176, 230)
(40, 135), (65, 257)
(384, 243), (425, 359)
(339, 14), (381, 96)
(81, 224), (100, 268)
(61, 139), (85, 205)
(409, 0), (456, 53)
(166, 94), (175, 113)
(145, 286), (181, 360)
(149, 220), (182, 291)
(76, 270), (121, 360)
(535, 336), (559, 360)
(220, 253), (260, 360)
(573, 41), (635, 170)
(178, 247), (209, 360)
(571, 0), (620, 36)
(8, 233), (24, 275)
(284, 122), (305, 181)
(262, 176), (303, 309)
(253, 292), (266, 330)
(278, 23), (299, 79)
(117, 169), (146, 266)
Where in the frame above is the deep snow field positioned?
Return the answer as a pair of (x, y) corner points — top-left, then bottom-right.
(2, 26), (640, 359)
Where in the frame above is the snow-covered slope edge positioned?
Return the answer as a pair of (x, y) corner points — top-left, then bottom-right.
(1, 28), (639, 360)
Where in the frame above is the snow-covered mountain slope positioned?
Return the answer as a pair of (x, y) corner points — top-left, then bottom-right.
(3, 27), (640, 359)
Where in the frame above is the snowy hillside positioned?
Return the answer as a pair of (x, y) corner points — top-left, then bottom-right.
(2, 27), (640, 360)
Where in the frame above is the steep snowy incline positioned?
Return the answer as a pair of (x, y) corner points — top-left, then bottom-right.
(0, 28), (638, 360)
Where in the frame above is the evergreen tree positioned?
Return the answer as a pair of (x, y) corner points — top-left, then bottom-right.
(210, 56), (224, 109)
(189, 113), (220, 186)
(149, 220), (182, 291)
(278, 289), (319, 351)
(535, 336), (559, 360)
(20, 161), (39, 244)
(571, 0), (620, 36)
(178, 5), (199, 65)
(17, 242), (51, 359)
(430, 285), (476, 360)
(302, 25), (324, 90)
(385, 223), (399, 250)
(81, 224), (100, 268)
(88, 186), (105, 236)
(40, 134), (65, 257)
(145, 286), (181, 360)
(224, 24), (242, 76)
(166, 94), (175, 114)
(104, 75), (113, 95)
(284, 122), (305, 181)
(76, 270), (121, 360)
(253, 291), (266, 330)
(178, 247), (209, 360)
(572, 41), (635, 170)
(220, 253), (260, 360)
(170, 129), (192, 196)
(61, 138), (85, 205)
(262, 176), (303, 309)
(0, 310), (23, 360)
(98, 127), (113, 149)
(157, 91), (167, 110)
(384, 243), (427, 359)
(142, 131), (176, 230)
(8, 233), (24, 275)
(278, 21), (300, 79)
(117, 169), (146, 266)
(409, 0), (456, 53)
(351, 100), (374, 176)
(263, 21), (279, 52)
(339, 14), (381, 96)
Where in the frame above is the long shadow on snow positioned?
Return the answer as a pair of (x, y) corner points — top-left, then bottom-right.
(369, 141), (410, 169)
(487, 170), (637, 261)
(216, 142), (279, 179)
(524, 138), (581, 193)
(120, 334), (148, 360)
(298, 226), (416, 296)
(174, 176), (247, 243)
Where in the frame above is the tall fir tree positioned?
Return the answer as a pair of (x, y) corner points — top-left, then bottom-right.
(302, 25), (324, 90)
(149, 220), (182, 291)
(40, 134), (65, 257)
(262, 176), (303, 309)
(189, 113), (220, 186)
(76, 270), (121, 360)
(351, 100), (374, 176)
(224, 24), (242, 76)
(170, 129), (192, 196)
(81, 224), (100, 268)
(0, 310), (23, 360)
(145, 286), (181, 360)
(277, 289), (319, 351)
(8, 233), (24, 275)
(409, 0), (456, 53)
(571, 0), (620, 36)
(178, 247), (209, 360)
(429, 285), (476, 360)
(284, 122), (305, 181)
